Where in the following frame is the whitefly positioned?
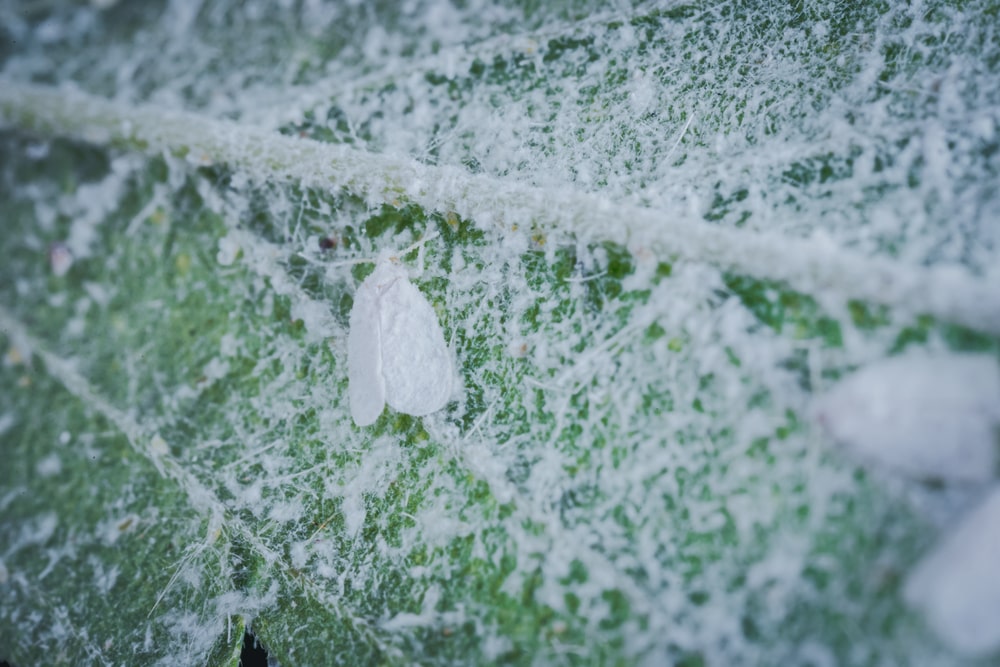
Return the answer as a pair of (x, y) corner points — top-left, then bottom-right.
(347, 236), (454, 426)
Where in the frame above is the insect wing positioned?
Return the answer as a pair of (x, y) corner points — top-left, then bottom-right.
(348, 277), (386, 426)
(904, 486), (1000, 656)
(813, 354), (1000, 483)
(379, 277), (452, 416)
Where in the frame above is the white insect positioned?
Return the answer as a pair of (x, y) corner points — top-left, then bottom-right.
(812, 353), (1000, 484)
(904, 485), (1000, 657)
(347, 238), (453, 426)
(48, 242), (73, 277)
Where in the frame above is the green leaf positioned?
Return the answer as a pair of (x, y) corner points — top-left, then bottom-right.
(2, 1), (999, 665)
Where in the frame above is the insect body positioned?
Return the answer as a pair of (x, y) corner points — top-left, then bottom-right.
(812, 354), (1000, 483)
(904, 485), (1000, 657)
(348, 250), (453, 426)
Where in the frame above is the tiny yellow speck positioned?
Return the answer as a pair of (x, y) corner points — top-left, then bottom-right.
(5, 346), (24, 366)
(175, 253), (192, 274)
(17, 375), (31, 387)
(446, 212), (460, 229)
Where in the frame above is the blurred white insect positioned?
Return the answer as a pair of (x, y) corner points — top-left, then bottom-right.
(48, 242), (73, 277)
(813, 352), (1000, 656)
(904, 485), (1000, 657)
(812, 353), (1000, 484)
(348, 236), (453, 426)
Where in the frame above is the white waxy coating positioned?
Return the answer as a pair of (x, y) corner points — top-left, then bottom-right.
(812, 354), (1000, 483)
(348, 253), (453, 426)
(904, 485), (1000, 657)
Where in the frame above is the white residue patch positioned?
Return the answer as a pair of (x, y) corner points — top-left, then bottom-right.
(381, 585), (442, 631)
(62, 156), (138, 260)
(202, 357), (229, 381)
(267, 500), (302, 524)
(216, 232), (241, 266)
(289, 299), (337, 344)
(82, 281), (113, 308)
(65, 296), (92, 338)
(35, 453), (62, 477)
(336, 436), (405, 537)
(289, 540), (308, 569)
(90, 555), (121, 595)
(0, 413), (16, 437)
(340, 490), (366, 537)
(7, 512), (59, 557)
(219, 332), (240, 357)
(150, 434), (169, 456)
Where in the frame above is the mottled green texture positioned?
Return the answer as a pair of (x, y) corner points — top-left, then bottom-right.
(2, 1), (999, 666)
(0, 367), (238, 666)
